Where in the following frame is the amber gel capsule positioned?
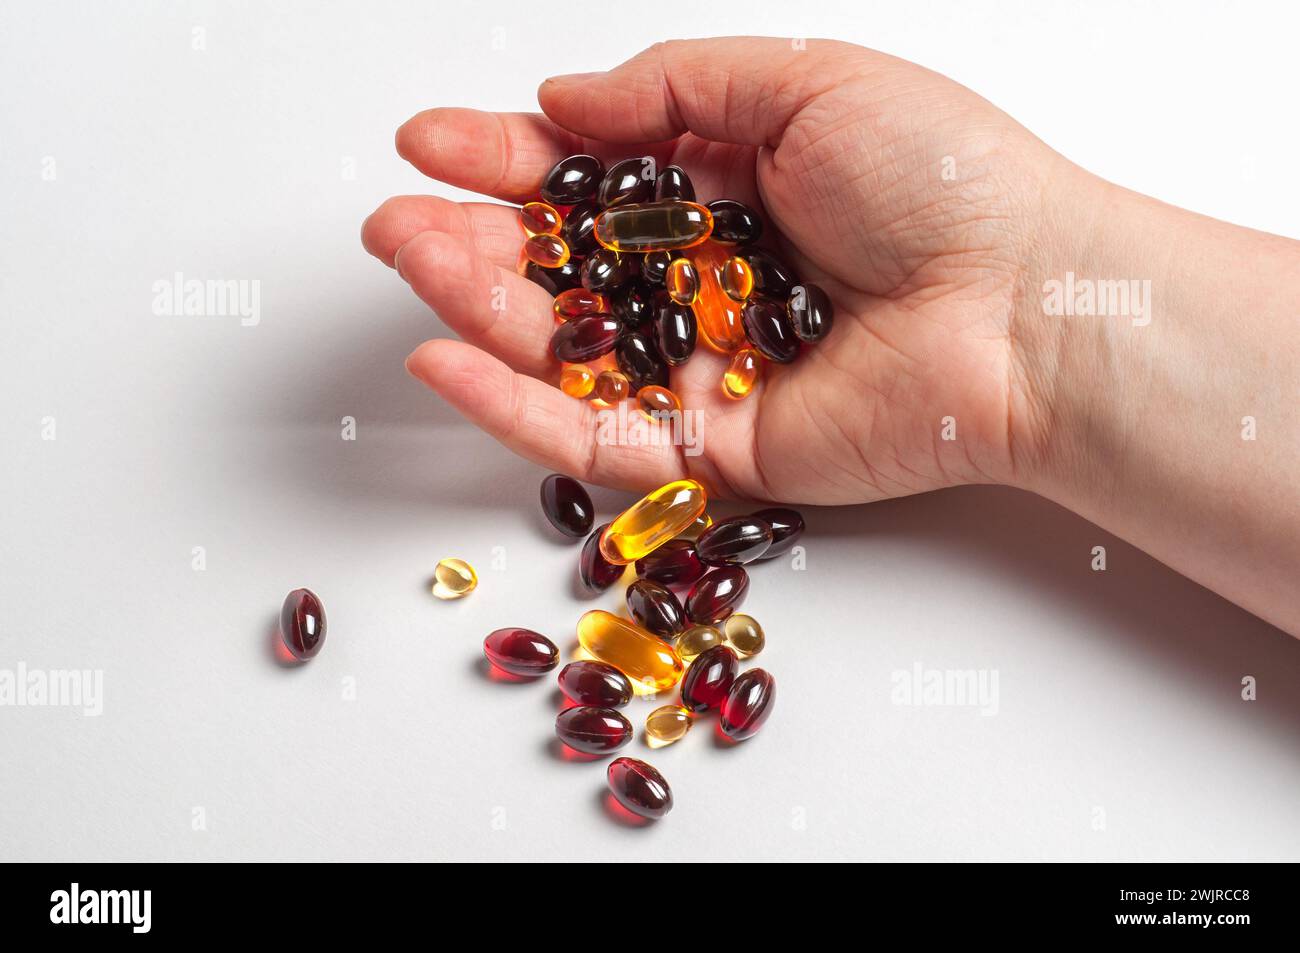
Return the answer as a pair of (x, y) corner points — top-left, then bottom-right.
(593, 369), (631, 404)
(525, 233), (571, 268)
(519, 201), (561, 237)
(607, 757), (673, 820)
(483, 628), (559, 677)
(685, 565), (749, 625)
(723, 613), (765, 658)
(577, 610), (684, 694)
(720, 669), (776, 740)
(553, 288), (610, 322)
(722, 348), (760, 399)
(665, 257), (699, 305)
(675, 624), (725, 664)
(594, 200), (713, 253)
(685, 241), (747, 352)
(679, 644), (738, 712)
(555, 706), (633, 754)
(540, 473), (594, 539)
(600, 479), (708, 564)
(560, 364), (595, 398)
(280, 588), (326, 660)
(645, 705), (693, 748)
(558, 660), (633, 708)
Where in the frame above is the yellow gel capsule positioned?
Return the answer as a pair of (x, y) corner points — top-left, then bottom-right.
(665, 257), (699, 305)
(560, 363), (595, 398)
(593, 369), (630, 404)
(685, 240), (747, 351)
(577, 610), (684, 694)
(645, 705), (693, 748)
(676, 623), (725, 663)
(678, 513), (713, 541)
(524, 233), (570, 268)
(637, 384), (681, 417)
(599, 479), (708, 564)
(593, 200), (713, 253)
(519, 201), (562, 237)
(721, 255), (754, 301)
(432, 558), (477, 599)
(723, 613), (765, 658)
(723, 347), (761, 399)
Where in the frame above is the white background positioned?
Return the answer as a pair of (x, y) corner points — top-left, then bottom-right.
(2, 0), (1298, 862)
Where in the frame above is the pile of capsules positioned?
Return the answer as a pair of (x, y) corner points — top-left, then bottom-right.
(517, 155), (834, 410)
(479, 473), (801, 821)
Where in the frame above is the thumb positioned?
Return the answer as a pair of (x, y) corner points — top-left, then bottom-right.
(537, 37), (860, 147)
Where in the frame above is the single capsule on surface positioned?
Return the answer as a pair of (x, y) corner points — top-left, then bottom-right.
(706, 199), (763, 245)
(560, 363), (595, 398)
(654, 165), (696, 202)
(607, 757), (673, 820)
(723, 347), (761, 399)
(751, 507), (805, 560)
(554, 288), (610, 322)
(540, 154), (604, 205)
(641, 250), (673, 286)
(577, 610), (684, 694)
(645, 705), (693, 748)
(579, 522), (625, 593)
(558, 660), (634, 708)
(637, 385), (682, 418)
(720, 668), (776, 740)
(679, 644), (738, 712)
(519, 201), (562, 237)
(525, 259), (581, 296)
(685, 565), (749, 624)
(742, 297), (800, 364)
(635, 538), (706, 587)
(743, 248), (798, 297)
(432, 558), (477, 599)
(723, 613), (765, 658)
(665, 257), (699, 305)
(695, 515), (773, 565)
(675, 623), (725, 663)
(721, 255), (755, 301)
(788, 283), (835, 343)
(652, 297), (697, 367)
(600, 479), (708, 564)
(580, 248), (632, 293)
(540, 473), (595, 539)
(626, 578), (685, 640)
(597, 157), (655, 207)
(280, 588), (326, 660)
(615, 331), (668, 390)
(684, 241), (747, 352)
(483, 627), (559, 677)
(555, 706), (633, 755)
(561, 198), (602, 257)
(524, 233), (570, 268)
(593, 369), (631, 404)
(594, 200), (713, 253)
(550, 314), (621, 363)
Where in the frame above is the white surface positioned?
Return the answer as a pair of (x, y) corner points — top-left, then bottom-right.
(2, 0), (1298, 862)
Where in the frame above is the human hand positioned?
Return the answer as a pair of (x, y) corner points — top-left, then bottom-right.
(363, 37), (1076, 503)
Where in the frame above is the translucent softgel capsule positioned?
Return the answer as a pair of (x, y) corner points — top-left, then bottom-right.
(560, 364), (595, 398)
(685, 241), (747, 352)
(607, 757), (673, 820)
(675, 623), (724, 664)
(594, 200), (713, 253)
(723, 348), (761, 399)
(555, 706), (633, 755)
(519, 201), (562, 237)
(280, 588), (326, 660)
(723, 613), (766, 658)
(483, 627), (559, 677)
(577, 610), (684, 694)
(432, 558), (477, 599)
(720, 668), (776, 741)
(599, 479), (708, 564)
(645, 705), (693, 748)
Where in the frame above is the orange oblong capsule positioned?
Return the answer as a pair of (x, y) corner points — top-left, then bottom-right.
(600, 479), (708, 564)
(577, 610), (685, 694)
(685, 241), (747, 352)
(525, 233), (571, 268)
(723, 347), (760, 399)
(593, 201), (713, 253)
(519, 201), (562, 237)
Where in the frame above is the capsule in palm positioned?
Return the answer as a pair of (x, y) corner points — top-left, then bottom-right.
(594, 201), (713, 253)
(600, 479), (708, 564)
(684, 240), (747, 352)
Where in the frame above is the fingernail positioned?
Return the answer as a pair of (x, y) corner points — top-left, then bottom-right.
(542, 71), (602, 87)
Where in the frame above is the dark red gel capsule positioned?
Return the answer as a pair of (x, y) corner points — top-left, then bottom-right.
(706, 199), (763, 245)
(612, 280), (654, 329)
(541, 154), (604, 205)
(550, 314), (621, 363)
(652, 297), (698, 366)
(641, 251), (673, 286)
(615, 331), (668, 389)
(634, 539), (705, 587)
(561, 199), (602, 258)
(555, 706), (633, 754)
(743, 248), (798, 298)
(695, 516), (773, 565)
(525, 259), (582, 295)
(280, 588), (326, 660)
(626, 579), (685, 639)
(540, 473), (594, 539)
(483, 628), (559, 678)
(685, 565), (750, 625)
(655, 165), (696, 203)
(679, 644), (738, 712)
(580, 522), (625, 592)
(751, 507), (805, 560)
(742, 297), (800, 364)
(581, 248), (632, 293)
(558, 661), (633, 708)
(607, 757), (673, 820)
(788, 283), (834, 343)
(597, 157), (655, 207)
(720, 668), (776, 740)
